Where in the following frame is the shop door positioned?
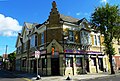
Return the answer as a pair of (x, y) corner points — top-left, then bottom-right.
(85, 59), (90, 72)
(98, 58), (104, 71)
(51, 58), (60, 75)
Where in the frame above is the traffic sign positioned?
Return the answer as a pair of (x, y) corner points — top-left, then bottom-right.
(35, 51), (40, 58)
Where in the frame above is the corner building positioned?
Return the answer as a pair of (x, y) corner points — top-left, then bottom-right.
(15, 1), (110, 76)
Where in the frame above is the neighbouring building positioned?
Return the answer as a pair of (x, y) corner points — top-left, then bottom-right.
(15, 1), (110, 76)
(113, 38), (120, 70)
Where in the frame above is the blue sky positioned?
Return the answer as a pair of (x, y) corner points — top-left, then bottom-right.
(0, 0), (119, 56)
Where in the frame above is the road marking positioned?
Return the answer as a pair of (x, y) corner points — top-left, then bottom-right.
(22, 78), (31, 81)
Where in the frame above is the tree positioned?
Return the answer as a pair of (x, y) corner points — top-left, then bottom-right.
(91, 3), (120, 74)
(113, 16), (120, 45)
(8, 52), (16, 71)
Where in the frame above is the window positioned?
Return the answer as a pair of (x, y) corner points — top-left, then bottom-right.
(69, 31), (74, 42)
(41, 32), (44, 44)
(66, 58), (73, 67)
(30, 60), (33, 68)
(35, 35), (38, 46)
(30, 34), (38, 48)
(22, 60), (26, 67)
(42, 58), (46, 68)
(94, 35), (97, 45)
(118, 48), (120, 55)
(23, 42), (27, 51)
(76, 57), (82, 67)
(30, 35), (35, 48)
(97, 36), (100, 46)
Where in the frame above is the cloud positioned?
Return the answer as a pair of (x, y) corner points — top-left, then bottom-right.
(76, 12), (81, 16)
(76, 12), (90, 16)
(0, 14), (22, 36)
(100, 0), (108, 4)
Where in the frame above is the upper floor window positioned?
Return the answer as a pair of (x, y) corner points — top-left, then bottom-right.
(80, 31), (91, 45)
(69, 31), (74, 42)
(23, 42), (27, 51)
(93, 35), (100, 46)
(35, 35), (38, 46)
(97, 36), (100, 46)
(30, 34), (38, 48)
(94, 35), (97, 45)
(118, 48), (120, 55)
(41, 32), (44, 44)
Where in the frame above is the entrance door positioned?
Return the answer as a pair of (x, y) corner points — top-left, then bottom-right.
(85, 59), (90, 72)
(98, 58), (104, 71)
(33, 60), (37, 73)
(51, 58), (60, 75)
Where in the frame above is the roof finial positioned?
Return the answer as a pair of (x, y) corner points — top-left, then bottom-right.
(52, 1), (56, 8)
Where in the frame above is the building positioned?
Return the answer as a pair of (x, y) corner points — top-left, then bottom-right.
(15, 1), (110, 76)
(113, 38), (120, 70)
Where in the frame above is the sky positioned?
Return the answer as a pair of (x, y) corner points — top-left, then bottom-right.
(0, 0), (119, 56)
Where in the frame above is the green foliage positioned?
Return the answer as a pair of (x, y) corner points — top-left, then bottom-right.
(8, 52), (16, 63)
(0, 56), (2, 58)
(91, 3), (120, 55)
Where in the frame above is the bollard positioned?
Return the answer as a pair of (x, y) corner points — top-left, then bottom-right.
(66, 73), (71, 80)
(36, 75), (41, 80)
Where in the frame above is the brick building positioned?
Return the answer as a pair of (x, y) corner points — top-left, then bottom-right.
(15, 1), (110, 76)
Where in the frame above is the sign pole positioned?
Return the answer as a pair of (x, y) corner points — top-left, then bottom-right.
(35, 51), (41, 80)
(37, 58), (38, 79)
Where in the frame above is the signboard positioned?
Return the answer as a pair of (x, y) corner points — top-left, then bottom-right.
(35, 51), (40, 59)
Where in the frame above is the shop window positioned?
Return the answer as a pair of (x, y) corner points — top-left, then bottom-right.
(76, 57), (82, 67)
(66, 58), (73, 67)
(42, 58), (46, 68)
(91, 58), (96, 66)
(22, 60), (26, 67)
(30, 60), (33, 68)
(118, 48), (120, 55)
(38, 59), (41, 68)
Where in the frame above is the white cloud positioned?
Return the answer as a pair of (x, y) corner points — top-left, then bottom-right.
(76, 12), (90, 16)
(0, 14), (22, 36)
(100, 0), (108, 4)
(76, 12), (81, 16)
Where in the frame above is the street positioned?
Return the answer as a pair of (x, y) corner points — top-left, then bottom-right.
(0, 69), (26, 81)
(86, 74), (120, 81)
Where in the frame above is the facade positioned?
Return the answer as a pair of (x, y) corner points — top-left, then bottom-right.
(113, 38), (120, 70)
(15, 1), (110, 76)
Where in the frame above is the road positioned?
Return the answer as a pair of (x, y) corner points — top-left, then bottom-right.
(0, 69), (26, 81)
(86, 74), (120, 81)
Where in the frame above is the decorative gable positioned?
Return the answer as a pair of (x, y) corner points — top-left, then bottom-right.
(47, 1), (61, 27)
(47, 39), (63, 53)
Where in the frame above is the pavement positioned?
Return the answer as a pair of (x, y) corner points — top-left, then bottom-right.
(6, 70), (120, 81)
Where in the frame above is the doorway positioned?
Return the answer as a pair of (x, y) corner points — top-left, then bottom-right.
(51, 58), (60, 75)
(98, 58), (104, 71)
(85, 59), (90, 72)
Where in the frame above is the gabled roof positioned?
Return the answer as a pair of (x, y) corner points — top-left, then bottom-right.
(25, 22), (33, 30)
(60, 14), (79, 24)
